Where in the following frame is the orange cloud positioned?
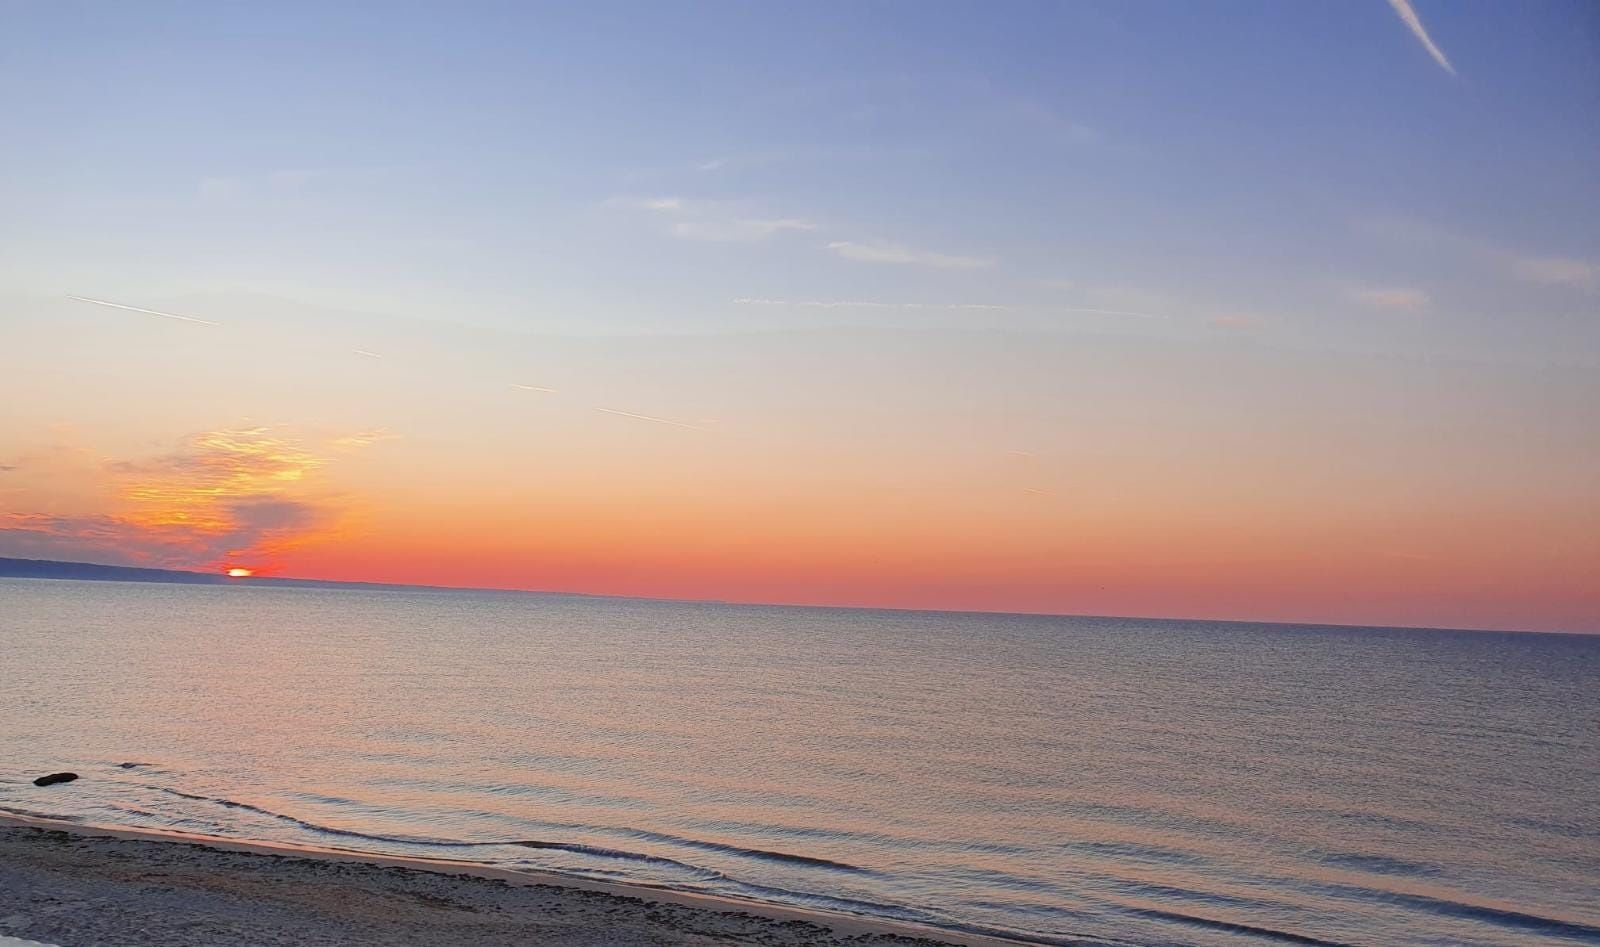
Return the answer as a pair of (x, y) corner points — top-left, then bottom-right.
(111, 428), (325, 533)
(332, 427), (400, 449)
(0, 426), (380, 570)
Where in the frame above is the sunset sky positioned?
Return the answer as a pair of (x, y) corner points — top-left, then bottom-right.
(2, 2), (1596, 633)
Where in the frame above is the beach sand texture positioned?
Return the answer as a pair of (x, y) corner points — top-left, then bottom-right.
(0, 817), (1024, 947)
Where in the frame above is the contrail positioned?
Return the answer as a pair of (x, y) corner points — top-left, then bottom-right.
(353, 350), (384, 359)
(512, 384), (557, 393)
(67, 295), (220, 326)
(592, 407), (712, 432)
(1385, 0), (1456, 76)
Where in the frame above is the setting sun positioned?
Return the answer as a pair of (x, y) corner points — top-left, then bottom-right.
(225, 568), (253, 578)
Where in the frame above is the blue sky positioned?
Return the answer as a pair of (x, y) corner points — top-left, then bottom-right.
(3, 1), (1595, 355)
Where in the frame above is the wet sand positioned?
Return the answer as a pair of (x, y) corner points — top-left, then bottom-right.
(0, 814), (1030, 947)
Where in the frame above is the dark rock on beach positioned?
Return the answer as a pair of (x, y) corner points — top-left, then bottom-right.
(32, 772), (78, 787)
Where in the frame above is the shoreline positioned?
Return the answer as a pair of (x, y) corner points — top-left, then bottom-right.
(0, 812), (1038, 947)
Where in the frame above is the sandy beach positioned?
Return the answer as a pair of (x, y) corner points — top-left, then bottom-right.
(0, 813), (1026, 947)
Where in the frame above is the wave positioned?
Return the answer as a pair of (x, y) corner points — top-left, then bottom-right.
(36, 786), (1100, 947)
(152, 787), (519, 848)
(606, 826), (872, 873)
(508, 840), (726, 881)
(1060, 838), (1209, 868)
(1123, 906), (1357, 947)
(88, 784), (1600, 947)
(0, 804), (85, 822)
(722, 879), (1121, 947)
(129, 787), (1129, 945)
(1312, 850), (1443, 877)
(1342, 886), (1600, 944)
(147, 786), (868, 875)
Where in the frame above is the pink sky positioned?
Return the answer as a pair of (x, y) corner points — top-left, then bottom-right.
(2, 294), (1594, 634)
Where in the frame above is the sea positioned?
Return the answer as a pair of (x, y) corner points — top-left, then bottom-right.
(1, 577), (1596, 946)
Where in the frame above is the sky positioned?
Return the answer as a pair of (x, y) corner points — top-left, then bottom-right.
(1, 1), (1596, 633)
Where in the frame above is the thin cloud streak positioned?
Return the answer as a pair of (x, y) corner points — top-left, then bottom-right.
(1354, 216), (1596, 293)
(512, 384), (557, 393)
(592, 407), (714, 432)
(333, 428), (400, 448)
(733, 297), (1008, 311)
(672, 217), (816, 242)
(1385, 0), (1457, 76)
(1056, 307), (1171, 320)
(825, 241), (994, 269)
(1512, 257), (1598, 291)
(67, 295), (220, 326)
(612, 195), (816, 243)
(1349, 287), (1431, 312)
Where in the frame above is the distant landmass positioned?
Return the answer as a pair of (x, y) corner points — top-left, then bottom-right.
(0, 556), (519, 596)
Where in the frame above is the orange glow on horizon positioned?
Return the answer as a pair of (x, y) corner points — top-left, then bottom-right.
(226, 567), (254, 578)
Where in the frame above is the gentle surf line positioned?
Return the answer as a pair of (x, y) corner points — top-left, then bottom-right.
(148, 786), (872, 874)
(0, 810), (1051, 947)
(125, 788), (1098, 946)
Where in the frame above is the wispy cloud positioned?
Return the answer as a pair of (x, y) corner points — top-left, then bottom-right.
(692, 146), (878, 174)
(1511, 257), (1597, 291)
(825, 241), (994, 269)
(614, 196), (995, 267)
(733, 297), (1008, 311)
(1038, 282), (1174, 320)
(67, 295), (220, 326)
(0, 427), (351, 569)
(604, 195), (683, 212)
(332, 428), (400, 449)
(672, 217), (817, 242)
(1349, 286), (1431, 312)
(591, 407), (714, 432)
(1356, 216), (1597, 294)
(1384, 0), (1457, 76)
(612, 195), (817, 243)
(512, 383), (557, 393)
(111, 428), (326, 523)
(1054, 307), (1171, 320)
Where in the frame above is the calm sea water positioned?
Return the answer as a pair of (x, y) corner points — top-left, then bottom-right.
(1, 578), (1596, 946)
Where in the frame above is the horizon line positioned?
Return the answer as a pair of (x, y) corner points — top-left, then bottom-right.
(0, 555), (1591, 639)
